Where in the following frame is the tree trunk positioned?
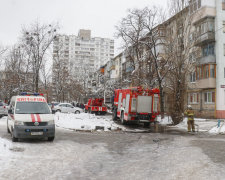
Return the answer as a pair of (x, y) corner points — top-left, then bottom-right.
(35, 73), (39, 93)
(159, 81), (165, 119)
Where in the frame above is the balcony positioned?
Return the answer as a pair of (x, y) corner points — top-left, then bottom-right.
(194, 32), (215, 46)
(189, 78), (216, 89)
(196, 55), (216, 65)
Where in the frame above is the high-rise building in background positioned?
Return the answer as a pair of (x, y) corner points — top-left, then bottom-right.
(52, 29), (114, 101)
(53, 29), (114, 76)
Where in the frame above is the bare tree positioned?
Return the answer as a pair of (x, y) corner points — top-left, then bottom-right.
(168, 0), (189, 16)
(52, 36), (70, 102)
(116, 6), (170, 116)
(20, 21), (59, 92)
(0, 45), (7, 70)
(115, 8), (149, 87)
(163, 6), (193, 125)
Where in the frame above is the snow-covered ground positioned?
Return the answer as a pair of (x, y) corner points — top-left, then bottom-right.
(55, 112), (224, 134)
(157, 115), (224, 134)
(55, 112), (125, 131)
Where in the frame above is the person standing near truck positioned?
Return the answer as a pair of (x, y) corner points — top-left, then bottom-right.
(185, 105), (195, 132)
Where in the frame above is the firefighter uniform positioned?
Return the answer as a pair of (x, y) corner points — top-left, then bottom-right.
(185, 108), (195, 132)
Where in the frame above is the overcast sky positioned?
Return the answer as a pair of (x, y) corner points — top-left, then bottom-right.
(0, 0), (166, 55)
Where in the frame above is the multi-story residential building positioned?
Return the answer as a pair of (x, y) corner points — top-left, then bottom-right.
(99, 0), (225, 118)
(187, 0), (225, 118)
(52, 29), (114, 101)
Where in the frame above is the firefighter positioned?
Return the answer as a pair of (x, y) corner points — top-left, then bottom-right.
(185, 105), (195, 132)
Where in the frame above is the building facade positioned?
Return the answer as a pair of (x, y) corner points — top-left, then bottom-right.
(95, 0), (225, 118)
(187, 0), (225, 118)
(52, 29), (114, 101)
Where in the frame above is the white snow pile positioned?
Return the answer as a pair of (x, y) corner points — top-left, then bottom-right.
(54, 112), (125, 132)
(209, 120), (225, 134)
(157, 115), (220, 133)
(0, 137), (13, 155)
(157, 115), (173, 125)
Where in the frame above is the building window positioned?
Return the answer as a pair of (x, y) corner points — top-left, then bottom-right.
(190, 72), (196, 82)
(224, 67), (225, 78)
(189, 93), (199, 104)
(224, 44), (225, 56)
(189, 0), (201, 14)
(202, 43), (215, 57)
(223, 21), (225, 33)
(223, 0), (225, 10)
(204, 65), (209, 78)
(210, 65), (215, 78)
(204, 92), (215, 103)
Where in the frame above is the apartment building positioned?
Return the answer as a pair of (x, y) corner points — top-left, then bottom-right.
(52, 29), (114, 100)
(99, 0), (225, 118)
(53, 29), (114, 76)
(185, 0), (225, 118)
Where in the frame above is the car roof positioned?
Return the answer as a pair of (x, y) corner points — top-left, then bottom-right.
(59, 103), (71, 105)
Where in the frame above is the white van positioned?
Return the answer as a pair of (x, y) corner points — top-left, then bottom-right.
(7, 93), (55, 142)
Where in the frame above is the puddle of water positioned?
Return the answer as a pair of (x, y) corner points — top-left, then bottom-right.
(150, 124), (167, 133)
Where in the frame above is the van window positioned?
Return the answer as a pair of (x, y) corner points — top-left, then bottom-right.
(15, 102), (51, 114)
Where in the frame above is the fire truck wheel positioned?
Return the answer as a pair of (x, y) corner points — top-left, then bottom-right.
(112, 109), (117, 121)
(121, 112), (126, 125)
(143, 122), (150, 128)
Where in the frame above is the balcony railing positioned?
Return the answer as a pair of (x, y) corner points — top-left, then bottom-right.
(194, 32), (215, 46)
(196, 55), (216, 65)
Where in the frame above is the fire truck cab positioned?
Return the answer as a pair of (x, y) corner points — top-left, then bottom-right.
(112, 87), (160, 126)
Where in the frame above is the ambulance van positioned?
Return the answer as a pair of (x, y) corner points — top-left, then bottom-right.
(7, 93), (55, 142)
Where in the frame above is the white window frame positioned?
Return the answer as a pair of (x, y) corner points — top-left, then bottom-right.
(204, 92), (214, 104)
(189, 93), (198, 104)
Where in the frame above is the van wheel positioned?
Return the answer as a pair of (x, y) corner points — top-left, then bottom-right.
(7, 126), (10, 133)
(121, 112), (126, 125)
(56, 109), (61, 112)
(7, 120), (10, 133)
(48, 137), (55, 141)
(11, 128), (18, 142)
(11, 133), (18, 142)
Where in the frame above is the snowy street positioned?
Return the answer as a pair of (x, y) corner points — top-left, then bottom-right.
(1, 115), (225, 180)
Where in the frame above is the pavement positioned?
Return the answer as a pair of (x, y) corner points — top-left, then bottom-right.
(1, 116), (225, 180)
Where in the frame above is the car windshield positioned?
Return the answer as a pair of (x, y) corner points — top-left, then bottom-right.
(15, 102), (51, 114)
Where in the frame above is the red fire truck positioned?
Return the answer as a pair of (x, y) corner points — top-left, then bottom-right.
(112, 87), (160, 126)
(85, 98), (107, 115)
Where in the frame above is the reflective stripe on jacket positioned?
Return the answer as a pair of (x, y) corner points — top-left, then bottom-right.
(185, 109), (194, 121)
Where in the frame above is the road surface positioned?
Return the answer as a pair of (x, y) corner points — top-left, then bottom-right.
(0, 116), (225, 180)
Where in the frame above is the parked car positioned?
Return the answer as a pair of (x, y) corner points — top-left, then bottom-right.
(0, 101), (8, 118)
(52, 103), (83, 114)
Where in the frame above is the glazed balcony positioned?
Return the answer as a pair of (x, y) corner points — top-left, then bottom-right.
(196, 55), (216, 65)
(190, 78), (216, 89)
(194, 32), (215, 46)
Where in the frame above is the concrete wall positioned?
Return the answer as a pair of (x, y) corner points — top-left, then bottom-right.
(202, 0), (216, 7)
(215, 0), (225, 117)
